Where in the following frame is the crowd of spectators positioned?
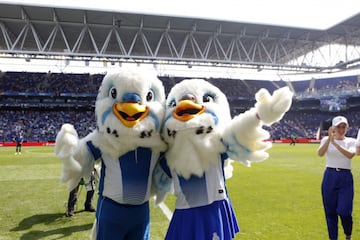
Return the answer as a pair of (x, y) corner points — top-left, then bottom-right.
(0, 71), (103, 94)
(1, 71), (360, 142)
(0, 110), (96, 142)
(295, 75), (359, 99)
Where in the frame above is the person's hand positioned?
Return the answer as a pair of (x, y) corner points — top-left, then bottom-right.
(328, 126), (335, 143)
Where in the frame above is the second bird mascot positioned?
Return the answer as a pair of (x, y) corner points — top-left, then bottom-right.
(158, 79), (293, 240)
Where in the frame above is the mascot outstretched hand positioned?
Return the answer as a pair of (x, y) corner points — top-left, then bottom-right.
(55, 68), (167, 240)
(158, 79), (293, 240)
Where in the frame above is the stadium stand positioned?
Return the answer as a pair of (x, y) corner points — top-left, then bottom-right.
(1, 71), (360, 143)
(291, 80), (311, 94)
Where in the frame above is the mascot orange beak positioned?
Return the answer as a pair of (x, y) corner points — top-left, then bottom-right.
(173, 100), (205, 122)
(113, 102), (149, 128)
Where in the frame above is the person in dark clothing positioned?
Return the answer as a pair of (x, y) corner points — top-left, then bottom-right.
(66, 170), (96, 217)
(290, 134), (296, 146)
(14, 132), (23, 155)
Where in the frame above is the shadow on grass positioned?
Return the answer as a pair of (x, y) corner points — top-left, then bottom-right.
(11, 213), (65, 231)
(18, 224), (93, 240)
(10, 212), (93, 239)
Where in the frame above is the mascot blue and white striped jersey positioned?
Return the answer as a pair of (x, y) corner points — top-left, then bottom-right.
(55, 68), (167, 240)
(162, 152), (228, 209)
(87, 141), (161, 205)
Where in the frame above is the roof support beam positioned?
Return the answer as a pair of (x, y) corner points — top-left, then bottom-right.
(0, 5), (359, 73)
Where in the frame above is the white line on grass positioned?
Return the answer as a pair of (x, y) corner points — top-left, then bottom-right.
(158, 202), (173, 221)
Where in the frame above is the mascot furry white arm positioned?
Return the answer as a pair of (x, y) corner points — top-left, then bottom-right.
(222, 87), (293, 166)
(55, 68), (167, 240)
(159, 79), (293, 240)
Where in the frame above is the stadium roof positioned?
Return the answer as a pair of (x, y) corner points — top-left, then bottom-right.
(0, 1), (359, 75)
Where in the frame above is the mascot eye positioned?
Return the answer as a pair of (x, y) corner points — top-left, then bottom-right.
(109, 87), (117, 99)
(146, 90), (154, 102)
(203, 93), (215, 103)
(168, 99), (176, 108)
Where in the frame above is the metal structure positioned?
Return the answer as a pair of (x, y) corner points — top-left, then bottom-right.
(0, 3), (360, 73)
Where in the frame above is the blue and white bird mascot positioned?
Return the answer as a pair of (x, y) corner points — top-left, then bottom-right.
(55, 68), (167, 240)
(158, 79), (293, 240)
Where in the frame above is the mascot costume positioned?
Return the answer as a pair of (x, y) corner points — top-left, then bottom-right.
(159, 79), (293, 240)
(55, 69), (168, 240)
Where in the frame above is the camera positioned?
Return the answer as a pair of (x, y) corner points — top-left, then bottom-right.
(319, 119), (332, 137)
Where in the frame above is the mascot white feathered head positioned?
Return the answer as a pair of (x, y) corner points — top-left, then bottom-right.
(163, 79), (231, 133)
(162, 78), (292, 179)
(94, 68), (166, 155)
(162, 79), (232, 178)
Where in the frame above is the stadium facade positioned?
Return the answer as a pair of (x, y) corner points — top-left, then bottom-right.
(0, 3), (360, 144)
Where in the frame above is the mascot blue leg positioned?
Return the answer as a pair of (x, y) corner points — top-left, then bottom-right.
(95, 196), (150, 240)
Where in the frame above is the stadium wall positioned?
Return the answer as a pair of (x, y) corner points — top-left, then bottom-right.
(0, 142), (55, 147)
(0, 139), (321, 147)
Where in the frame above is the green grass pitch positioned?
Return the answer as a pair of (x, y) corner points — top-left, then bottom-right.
(1, 143), (360, 239)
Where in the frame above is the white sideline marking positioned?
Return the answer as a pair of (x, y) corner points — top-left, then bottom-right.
(158, 202), (173, 221)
